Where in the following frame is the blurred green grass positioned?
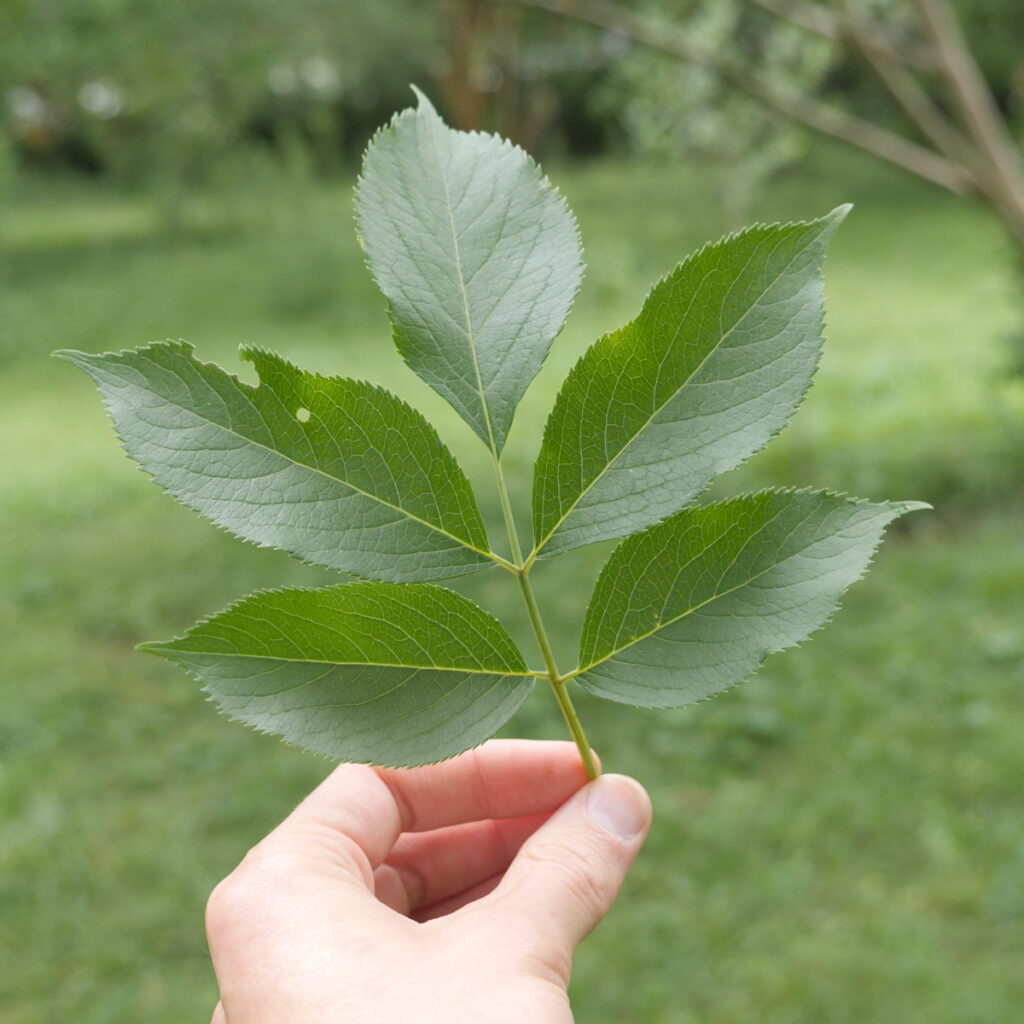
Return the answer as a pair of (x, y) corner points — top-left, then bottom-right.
(2, 145), (1023, 1022)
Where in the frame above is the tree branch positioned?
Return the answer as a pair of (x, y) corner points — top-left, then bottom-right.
(842, 17), (978, 179)
(494, 0), (975, 195)
(750, 0), (840, 38)
(749, 0), (936, 71)
(912, 0), (1024, 239)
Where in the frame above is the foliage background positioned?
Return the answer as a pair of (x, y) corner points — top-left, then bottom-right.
(1, 1), (1023, 1021)
(3, 1), (1022, 180)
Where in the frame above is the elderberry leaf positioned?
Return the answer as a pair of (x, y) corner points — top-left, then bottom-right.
(140, 582), (534, 766)
(575, 490), (928, 707)
(532, 208), (848, 559)
(356, 87), (583, 454)
(57, 342), (492, 582)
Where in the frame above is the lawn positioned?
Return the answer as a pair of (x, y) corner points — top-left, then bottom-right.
(1, 144), (1022, 1022)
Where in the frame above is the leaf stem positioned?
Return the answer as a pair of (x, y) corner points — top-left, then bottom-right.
(517, 570), (600, 780)
(550, 677), (600, 780)
(492, 455), (526, 567)
(491, 456), (599, 780)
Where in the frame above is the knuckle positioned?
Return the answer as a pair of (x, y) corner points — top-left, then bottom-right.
(204, 845), (287, 939)
(205, 871), (249, 939)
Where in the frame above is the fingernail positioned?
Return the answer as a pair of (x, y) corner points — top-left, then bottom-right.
(585, 775), (650, 839)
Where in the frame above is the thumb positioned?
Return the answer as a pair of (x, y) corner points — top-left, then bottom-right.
(484, 773), (651, 981)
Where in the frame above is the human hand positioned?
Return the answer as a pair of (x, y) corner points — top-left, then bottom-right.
(207, 739), (651, 1023)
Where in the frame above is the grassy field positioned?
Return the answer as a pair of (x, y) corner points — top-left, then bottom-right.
(2, 144), (1023, 1022)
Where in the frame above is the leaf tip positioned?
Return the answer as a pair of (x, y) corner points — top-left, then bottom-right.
(408, 83), (437, 116)
(136, 639), (175, 659)
(817, 203), (852, 243)
(897, 500), (932, 515)
(52, 348), (94, 370)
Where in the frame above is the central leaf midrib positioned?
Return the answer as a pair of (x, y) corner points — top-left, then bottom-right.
(127, 369), (491, 561)
(165, 647), (534, 677)
(535, 227), (818, 556)
(426, 118), (501, 457)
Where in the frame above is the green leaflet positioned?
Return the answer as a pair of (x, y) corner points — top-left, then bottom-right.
(140, 582), (535, 766)
(575, 490), (928, 707)
(57, 342), (492, 582)
(356, 87), (583, 454)
(531, 209), (849, 559)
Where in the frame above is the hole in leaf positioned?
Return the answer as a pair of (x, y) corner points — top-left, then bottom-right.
(295, 407), (311, 422)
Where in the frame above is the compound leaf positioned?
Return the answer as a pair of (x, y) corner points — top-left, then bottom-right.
(356, 88), (583, 454)
(140, 582), (535, 766)
(575, 490), (928, 707)
(57, 342), (492, 582)
(532, 208), (848, 559)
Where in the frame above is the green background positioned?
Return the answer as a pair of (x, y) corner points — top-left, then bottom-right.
(2, 3), (1023, 1010)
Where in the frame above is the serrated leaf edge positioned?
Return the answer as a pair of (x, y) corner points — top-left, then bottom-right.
(569, 487), (929, 685)
(150, 649), (534, 770)
(55, 342), (499, 573)
(138, 579), (537, 768)
(354, 85), (584, 455)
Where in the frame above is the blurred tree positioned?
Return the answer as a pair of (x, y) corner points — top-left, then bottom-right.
(948, 0), (1024, 115)
(434, 0), (617, 154)
(0, 0), (442, 181)
(495, 0), (1024, 362)
(493, 0), (1024, 244)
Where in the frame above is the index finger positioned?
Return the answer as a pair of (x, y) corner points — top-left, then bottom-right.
(278, 740), (594, 871)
